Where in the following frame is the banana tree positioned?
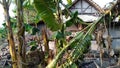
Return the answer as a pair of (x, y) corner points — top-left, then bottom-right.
(34, 0), (120, 68)
(47, 0), (120, 68)
(33, 0), (95, 67)
(0, 0), (18, 68)
(15, 0), (26, 68)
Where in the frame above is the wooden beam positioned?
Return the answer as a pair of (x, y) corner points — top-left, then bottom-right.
(81, 0), (82, 13)
(82, 5), (91, 12)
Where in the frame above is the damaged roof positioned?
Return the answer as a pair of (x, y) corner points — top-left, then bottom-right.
(69, 0), (104, 14)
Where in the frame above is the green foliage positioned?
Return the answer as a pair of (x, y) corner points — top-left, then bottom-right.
(3, 18), (17, 29)
(23, 0), (42, 24)
(66, 11), (78, 27)
(0, 0), (118, 68)
(65, 31), (72, 36)
(25, 24), (32, 32)
(29, 41), (37, 46)
(46, 31), (92, 68)
(61, 63), (78, 68)
(0, 28), (7, 38)
(10, 18), (17, 28)
(33, 0), (61, 31)
(60, 34), (92, 67)
(0, 17), (17, 39)
(3, 18), (39, 36)
(23, 0), (34, 9)
(25, 24), (39, 35)
(46, 16), (99, 67)
(28, 41), (38, 51)
(52, 29), (71, 40)
(52, 31), (64, 40)
(34, 13), (42, 24)
(65, 11), (89, 27)
(67, 0), (72, 5)
(30, 46), (37, 51)
(31, 27), (39, 35)
(77, 17), (89, 25)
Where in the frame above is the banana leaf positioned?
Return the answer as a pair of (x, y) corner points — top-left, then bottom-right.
(34, 0), (61, 31)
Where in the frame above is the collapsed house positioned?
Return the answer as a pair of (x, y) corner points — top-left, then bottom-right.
(64, 0), (104, 31)
(63, 0), (104, 51)
(65, 0), (120, 52)
(26, 0), (120, 54)
(69, 0), (104, 15)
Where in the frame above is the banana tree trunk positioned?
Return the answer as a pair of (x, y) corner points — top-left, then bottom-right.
(2, 0), (18, 68)
(42, 28), (49, 53)
(16, 0), (26, 68)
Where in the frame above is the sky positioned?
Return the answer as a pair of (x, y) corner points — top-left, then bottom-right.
(0, 4), (15, 27)
(0, 0), (114, 27)
(93, 0), (114, 8)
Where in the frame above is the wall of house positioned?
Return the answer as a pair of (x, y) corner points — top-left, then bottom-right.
(70, 0), (98, 14)
(90, 23), (120, 52)
(102, 24), (120, 52)
(109, 26), (120, 51)
(66, 25), (81, 31)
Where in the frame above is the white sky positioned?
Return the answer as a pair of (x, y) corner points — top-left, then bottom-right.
(0, 0), (114, 27)
(0, 4), (15, 27)
(93, 0), (114, 8)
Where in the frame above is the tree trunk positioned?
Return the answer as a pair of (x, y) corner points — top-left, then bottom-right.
(2, 0), (18, 68)
(16, 0), (26, 68)
(42, 28), (49, 53)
